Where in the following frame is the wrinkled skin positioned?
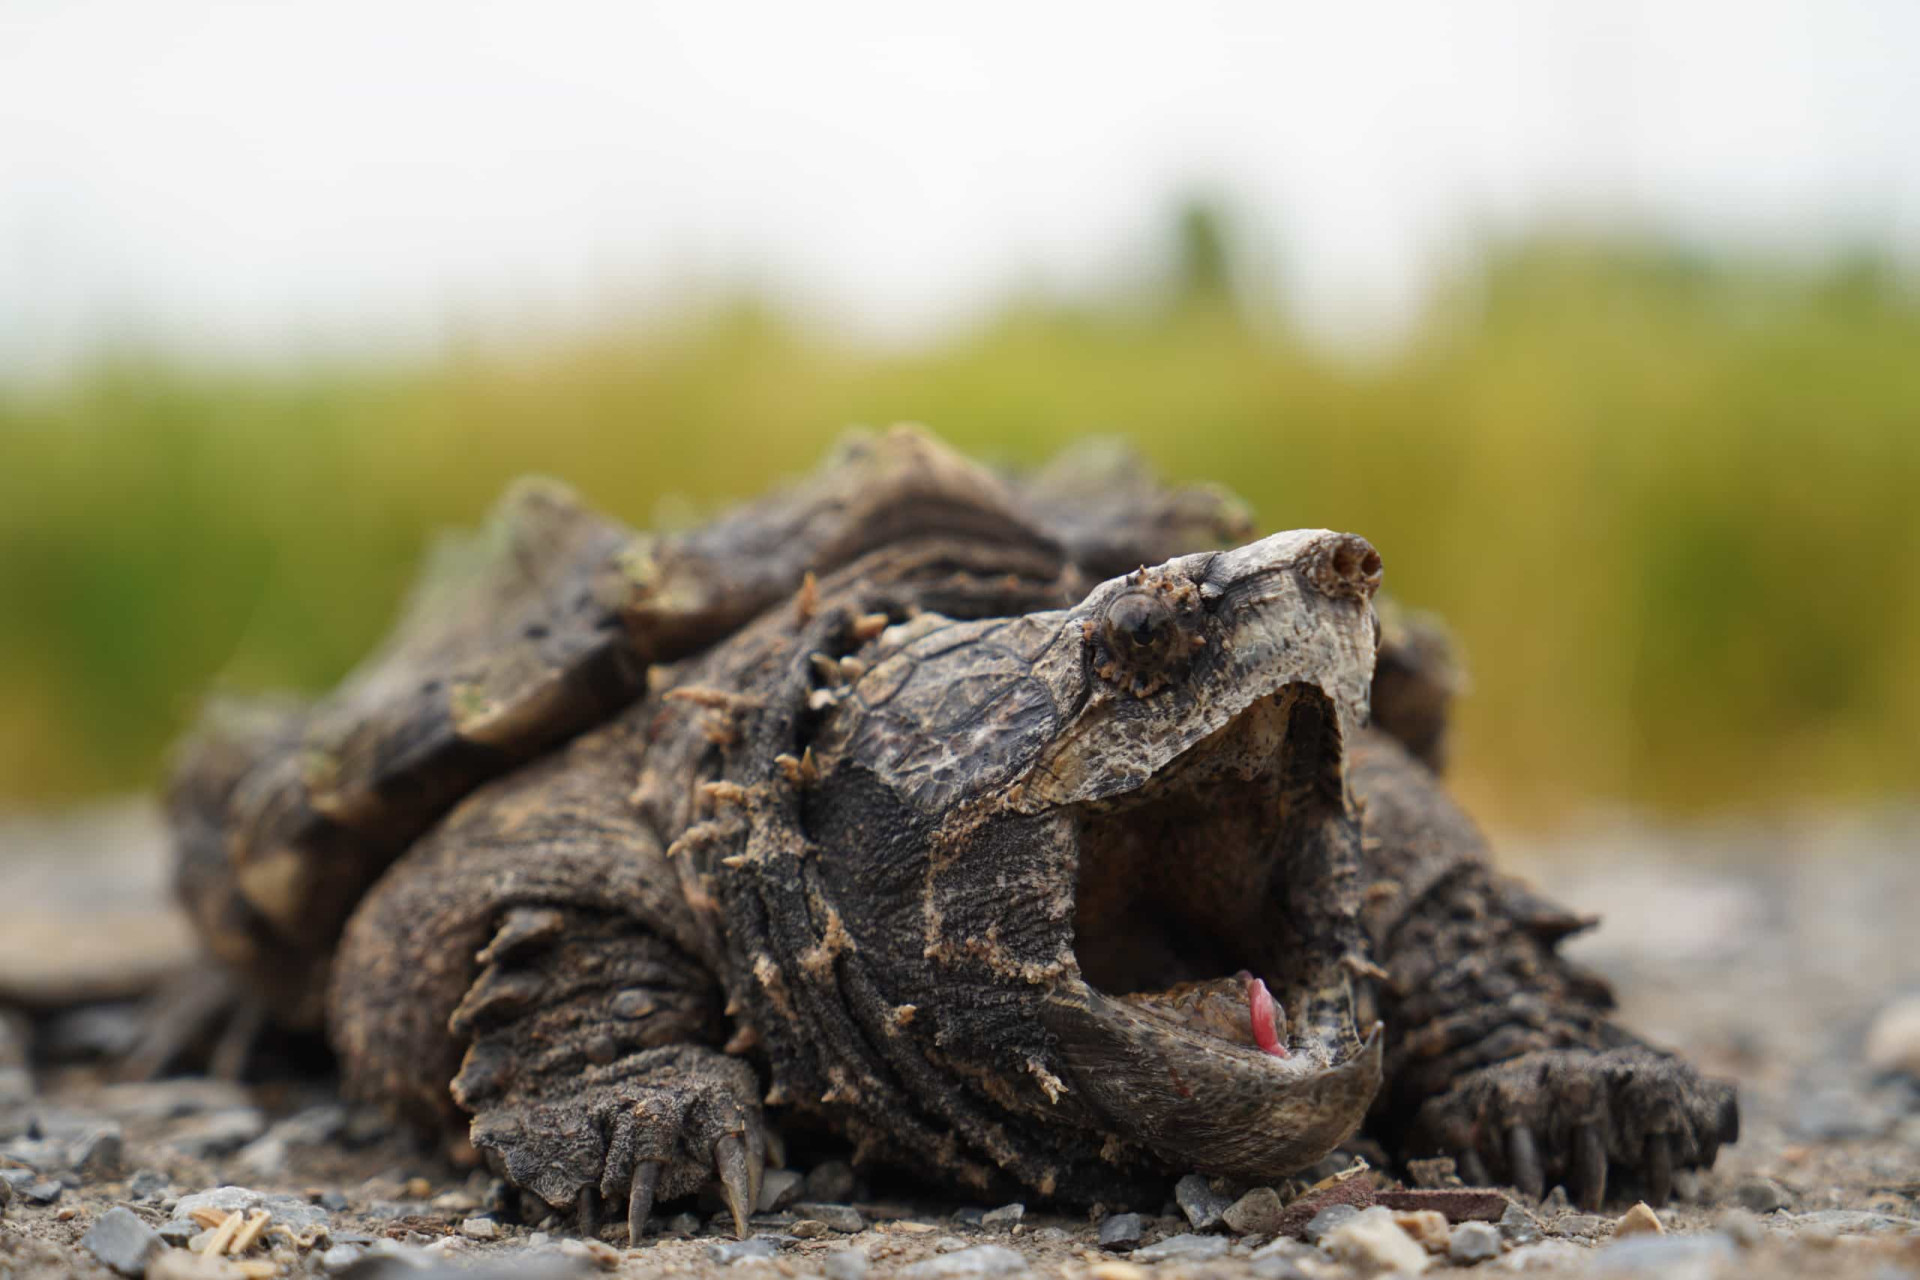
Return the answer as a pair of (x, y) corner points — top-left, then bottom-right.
(164, 427), (1737, 1239)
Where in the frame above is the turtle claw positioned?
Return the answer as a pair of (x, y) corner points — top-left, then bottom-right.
(1572, 1123), (1607, 1211)
(1644, 1132), (1673, 1208)
(715, 1133), (755, 1238)
(627, 1160), (661, 1243)
(1507, 1125), (1545, 1200)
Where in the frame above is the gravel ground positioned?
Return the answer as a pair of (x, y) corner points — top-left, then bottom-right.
(2, 800), (1916, 1279)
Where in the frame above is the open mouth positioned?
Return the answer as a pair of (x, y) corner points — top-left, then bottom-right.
(1045, 684), (1385, 1179)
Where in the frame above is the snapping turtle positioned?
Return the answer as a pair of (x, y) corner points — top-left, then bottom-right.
(164, 427), (1736, 1237)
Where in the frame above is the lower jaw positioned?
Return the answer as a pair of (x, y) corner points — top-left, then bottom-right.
(1044, 980), (1385, 1180)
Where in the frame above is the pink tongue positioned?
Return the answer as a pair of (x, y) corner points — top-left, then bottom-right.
(1246, 976), (1290, 1058)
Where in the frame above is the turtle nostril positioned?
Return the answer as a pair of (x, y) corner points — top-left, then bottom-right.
(1313, 534), (1383, 601)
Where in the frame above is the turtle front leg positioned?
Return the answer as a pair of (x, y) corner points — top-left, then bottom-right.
(1352, 732), (1738, 1209)
(449, 907), (775, 1240)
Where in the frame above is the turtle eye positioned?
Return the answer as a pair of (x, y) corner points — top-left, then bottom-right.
(1105, 591), (1174, 654)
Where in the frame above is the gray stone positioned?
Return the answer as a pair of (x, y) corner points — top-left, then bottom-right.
(24, 1179), (61, 1204)
(980, 1202), (1024, 1230)
(1133, 1232), (1230, 1262)
(235, 1134), (290, 1177)
(73, 1126), (125, 1179)
(804, 1161), (856, 1204)
(1303, 1202), (1360, 1244)
(824, 1249), (869, 1280)
(1029, 1227), (1068, 1243)
(1097, 1212), (1145, 1249)
(1554, 1213), (1607, 1237)
(1540, 1186), (1571, 1214)
(1498, 1202), (1542, 1244)
(1222, 1186), (1286, 1235)
(155, 1219), (198, 1246)
(1866, 995), (1920, 1079)
(461, 1216), (500, 1240)
(1733, 1177), (1789, 1214)
(1497, 1241), (1588, 1271)
(167, 1107), (267, 1157)
(792, 1202), (864, 1232)
(80, 1205), (161, 1276)
(667, 1211), (703, 1235)
(1175, 1172), (1234, 1230)
(934, 1236), (970, 1253)
(97, 1078), (251, 1119)
(1323, 1207), (1429, 1275)
(904, 1244), (1028, 1276)
(1789, 1209), (1920, 1234)
(708, 1236), (783, 1264)
(756, 1168), (805, 1212)
(1593, 1234), (1734, 1277)
(321, 1190), (350, 1212)
(1789, 1088), (1886, 1141)
(320, 1244), (365, 1272)
(1716, 1208), (1763, 1248)
(952, 1206), (985, 1226)
(1449, 1220), (1502, 1264)
(127, 1169), (170, 1202)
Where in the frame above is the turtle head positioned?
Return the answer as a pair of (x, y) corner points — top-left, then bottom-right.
(794, 530), (1386, 1192)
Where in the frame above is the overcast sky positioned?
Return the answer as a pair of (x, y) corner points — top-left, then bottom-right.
(2, 0), (1917, 371)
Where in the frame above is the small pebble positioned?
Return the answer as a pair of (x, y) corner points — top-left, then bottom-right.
(1029, 1226), (1068, 1242)
(319, 1244), (364, 1273)
(1223, 1187), (1286, 1236)
(790, 1219), (829, 1239)
(559, 1236), (622, 1267)
(1715, 1208), (1763, 1248)
(1498, 1202), (1541, 1244)
(934, 1235), (970, 1252)
(1555, 1213), (1607, 1237)
(1393, 1208), (1451, 1253)
(1498, 1240), (1588, 1271)
(1323, 1206), (1430, 1276)
(804, 1161), (857, 1204)
(25, 1179), (62, 1205)
(403, 1177), (432, 1199)
(667, 1211), (703, 1235)
(1449, 1220), (1502, 1264)
(1540, 1186), (1571, 1214)
(1097, 1212), (1145, 1249)
(156, 1219), (198, 1247)
(792, 1202), (864, 1233)
(1303, 1202), (1360, 1244)
(1733, 1177), (1788, 1214)
(74, 1127), (126, 1179)
(460, 1216), (500, 1240)
(708, 1235), (783, 1264)
(757, 1168), (805, 1212)
(319, 1190), (349, 1212)
(824, 1249), (869, 1280)
(1593, 1233), (1734, 1276)
(1865, 994), (1920, 1079)
(128, 1169), (171, 1203)
(1175, 1172), (1234, 1231)
(1614, 1202), (1663, 1238)
(980, 1202), (1024, 1230)
(903, 1244), (1028, 1276)
(1132, 1233), (1230, 1262)
(80, 1205), (161, 1277)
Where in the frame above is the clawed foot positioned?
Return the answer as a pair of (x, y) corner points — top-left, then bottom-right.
(465, 1045), (777, 1241)
(1407, 1045), (1738, 1210)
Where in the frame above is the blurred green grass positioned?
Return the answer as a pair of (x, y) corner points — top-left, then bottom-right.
(2, 233), (1916, 826)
